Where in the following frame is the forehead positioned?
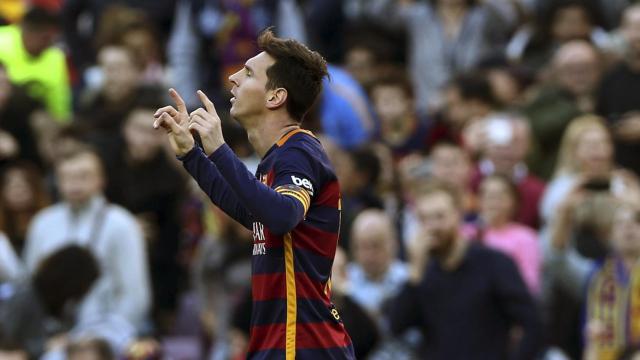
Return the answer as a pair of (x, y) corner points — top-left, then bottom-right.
(417, 192), (456, 212)
(58, 154), (99, 173)
(247, 51), (276, 71)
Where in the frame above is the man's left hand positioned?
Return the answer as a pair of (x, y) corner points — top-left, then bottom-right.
(189, 90), (225, 156)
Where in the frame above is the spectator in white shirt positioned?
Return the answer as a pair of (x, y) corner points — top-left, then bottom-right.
(23, 146), (150, 331)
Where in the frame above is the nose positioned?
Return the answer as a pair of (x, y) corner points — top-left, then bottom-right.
(229, 70), (240, 87)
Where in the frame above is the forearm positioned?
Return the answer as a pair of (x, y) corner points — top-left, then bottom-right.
(209, 144), (305, 235)
(180, 146), (254, 230)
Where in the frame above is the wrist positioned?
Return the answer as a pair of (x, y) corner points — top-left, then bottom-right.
(177, 144), (198, 160)
(205, 141), (226, 157)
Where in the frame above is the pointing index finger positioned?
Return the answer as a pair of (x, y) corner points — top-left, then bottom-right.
(169, 88), (188, 114)
(197, 90), (218, 116)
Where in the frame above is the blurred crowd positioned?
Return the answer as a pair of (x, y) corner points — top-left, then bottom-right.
(1, 0), (640, 359)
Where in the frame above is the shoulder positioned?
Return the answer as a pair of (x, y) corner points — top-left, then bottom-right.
(31, 204), (65, 226)
(468, 244), (515, 269)
(277, 132), (332, 170)
(105, 204), (139, 228)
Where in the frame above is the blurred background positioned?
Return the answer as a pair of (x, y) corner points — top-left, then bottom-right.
(1, 0), (640, 359)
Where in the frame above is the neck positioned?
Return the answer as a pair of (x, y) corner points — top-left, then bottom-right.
(438, 2), (467, 19)
(246, 114), (300, 158)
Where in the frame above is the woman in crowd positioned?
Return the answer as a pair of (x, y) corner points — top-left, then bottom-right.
(0, 161), (49, 257)
(472, 174), (541, 295)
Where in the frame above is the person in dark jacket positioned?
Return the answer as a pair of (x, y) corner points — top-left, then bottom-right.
(388, 182), (543, 360)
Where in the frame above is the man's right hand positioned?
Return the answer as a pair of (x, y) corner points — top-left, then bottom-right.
(153, 88), (195, 157)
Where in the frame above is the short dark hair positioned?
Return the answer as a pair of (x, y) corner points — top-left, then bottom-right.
(22, 7), (60, 30)
(32, 245), (100, 318)
(350, 147), (381, 187)
(257, 28), (328, 121)
(450, 72), (499, 108)
(369, 67), (414, 99)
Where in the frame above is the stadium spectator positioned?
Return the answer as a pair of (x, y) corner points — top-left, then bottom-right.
(471, 113), (546, 228)
(0, 161), (50, 256)
(0, 7), (70, 121)
(0, 245), (100, 359)
(369, 69), (430, 161)
(347, 209), (408, 315)
(597, 4), (640, 176)
(507, 0), (610, 73)
(331, 247), (381, 359)
(77, 43), (165, 164)
(23, 147), (151, 332)
(470, 175), (541, 295)
(393, 0), (511, 113)
(583, 200), (640, 360)
(0, 62), (49, 169)
(104, 100), (187, 334)
(522, 41), (603, 179)
(389, 182), (542, 359)
(540, 115), (640, 225)
(426, 72), (500, 152)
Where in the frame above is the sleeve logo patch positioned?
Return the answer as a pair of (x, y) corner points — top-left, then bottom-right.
(291, 175), (314, 195)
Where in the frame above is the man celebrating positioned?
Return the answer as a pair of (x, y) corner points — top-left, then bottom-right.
(154, 29), (355, 359)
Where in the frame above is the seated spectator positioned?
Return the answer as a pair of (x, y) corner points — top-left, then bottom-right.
(0, 245), (100, 359)
(23, 146), (151, 332)
(583, 201), (640, 360)
(0, 7), (70, 121)
(471, 113), (546, 228)
(347, 209), (408, 315)
(0, 161), (50, 257)
(369, 69), (430, 161)
(470, 175), (541, 295)
(521, 41), (603, 179)
(597, 4), (640, 176)
(388, 182), (542, 359)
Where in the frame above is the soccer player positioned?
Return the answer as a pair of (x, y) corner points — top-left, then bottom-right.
(154, 29), (355, 359)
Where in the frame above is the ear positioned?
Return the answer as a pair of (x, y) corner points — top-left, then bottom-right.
(266, 88), (288, 110)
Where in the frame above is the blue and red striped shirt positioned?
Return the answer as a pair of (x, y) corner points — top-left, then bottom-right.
(180, 129), (354, 359)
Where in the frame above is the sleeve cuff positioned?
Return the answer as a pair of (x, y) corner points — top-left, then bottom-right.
(208, 143), (233, 164)
(177, 145), (201, 162)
